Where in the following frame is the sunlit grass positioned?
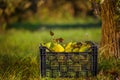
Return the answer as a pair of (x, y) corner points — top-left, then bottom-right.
(0, 28), (101, 58)
(0, 28), (120, 80)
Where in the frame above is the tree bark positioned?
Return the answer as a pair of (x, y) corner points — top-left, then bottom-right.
(100, 0), (120, 58)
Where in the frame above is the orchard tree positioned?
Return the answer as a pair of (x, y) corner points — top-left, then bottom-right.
(0, 0), (44, 32)
(91, 0), (120, 58)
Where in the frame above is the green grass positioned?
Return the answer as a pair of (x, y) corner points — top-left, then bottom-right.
(0, 28), (120, 80)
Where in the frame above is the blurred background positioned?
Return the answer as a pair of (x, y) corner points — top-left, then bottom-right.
(0, 0), (101, 79)
(0, 0), (101, 31)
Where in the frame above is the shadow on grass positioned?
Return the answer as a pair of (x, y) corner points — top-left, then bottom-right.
(9, 22), (101, 31)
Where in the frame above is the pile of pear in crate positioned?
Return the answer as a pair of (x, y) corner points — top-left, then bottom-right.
(40, 31), (97, 78)
(42, 40), (93, 52)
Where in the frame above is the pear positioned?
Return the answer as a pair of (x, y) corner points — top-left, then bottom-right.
(79, 42), (91, 52)
(73, 48), (79, 52)
(51, 43), (64, 52)
(65, 42), (73, 52)
(45, 42), (51, 48)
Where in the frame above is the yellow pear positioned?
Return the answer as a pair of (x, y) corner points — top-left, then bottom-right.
(65, 42), (73, 52)
(51, 43), (64, 52)
(79, 43), (91, 52)
(73, 48), (79, 52)
(45, 42), (51, 48)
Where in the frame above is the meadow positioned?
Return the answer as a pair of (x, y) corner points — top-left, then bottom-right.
(0, 28), (120, 80)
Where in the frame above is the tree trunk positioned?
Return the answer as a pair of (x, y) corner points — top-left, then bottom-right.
(100, 0), (120, 58)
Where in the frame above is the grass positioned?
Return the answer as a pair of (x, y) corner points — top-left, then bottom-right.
(0, 28), (120, 80)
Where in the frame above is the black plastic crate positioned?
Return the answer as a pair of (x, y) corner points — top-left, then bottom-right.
(39, 44), (98, 78)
